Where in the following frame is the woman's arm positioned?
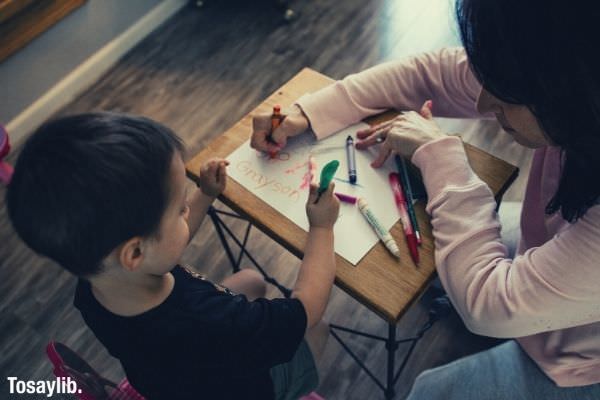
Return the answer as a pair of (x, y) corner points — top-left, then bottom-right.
(297, 47), (483, 139)
(412, 137), (600, 338)
(250, 48), (484, 153)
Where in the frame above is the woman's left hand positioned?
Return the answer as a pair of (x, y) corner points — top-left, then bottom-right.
(355, 100), (446, 167)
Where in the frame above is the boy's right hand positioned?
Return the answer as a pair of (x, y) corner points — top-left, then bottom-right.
(250, 105), (310, 153)
(306, 182), (340, 229)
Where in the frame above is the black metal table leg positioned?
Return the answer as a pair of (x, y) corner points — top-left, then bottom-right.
(328, 297), (450, 399)
(207, 205), (291, 297)
(208, 206), (239, 272)
(208, 204), (451, 399)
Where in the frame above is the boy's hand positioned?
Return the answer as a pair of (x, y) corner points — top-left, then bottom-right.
(250, 105), (310, 153)
(198, 158), (229, 197)
(306, 182), (340, 229)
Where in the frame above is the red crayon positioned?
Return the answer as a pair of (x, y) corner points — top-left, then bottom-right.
(389, 173), (419, 265)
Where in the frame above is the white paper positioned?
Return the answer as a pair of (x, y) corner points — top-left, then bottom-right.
(226, 123), (400, 265)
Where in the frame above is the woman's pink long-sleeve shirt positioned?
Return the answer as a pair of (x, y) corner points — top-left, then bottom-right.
(296, 48), (600, 387)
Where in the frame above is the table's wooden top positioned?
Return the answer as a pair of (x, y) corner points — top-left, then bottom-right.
(186, 68), (518, 323)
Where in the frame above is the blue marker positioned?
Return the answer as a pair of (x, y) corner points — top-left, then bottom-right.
(346, 135), (357, 184)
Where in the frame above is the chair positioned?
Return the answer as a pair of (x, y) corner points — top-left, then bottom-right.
(47, 341), (324, 400)
(46, 342), (145, 400)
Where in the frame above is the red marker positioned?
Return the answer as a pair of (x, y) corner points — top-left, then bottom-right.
(389, 172), (419, 265)
(268, 105), (284, 158)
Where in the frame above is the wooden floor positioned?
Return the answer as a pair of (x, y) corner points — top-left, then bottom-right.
(0, 0), (532, 398)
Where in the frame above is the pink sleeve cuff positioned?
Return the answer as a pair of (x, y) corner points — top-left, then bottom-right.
(411, 136), (482, 201)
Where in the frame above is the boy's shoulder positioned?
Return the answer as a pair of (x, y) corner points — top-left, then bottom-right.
(73, 265), (308, 380)
(73, 265), (235, 322)
(175, 264), (236, 296)
(74, 264), (306, 346)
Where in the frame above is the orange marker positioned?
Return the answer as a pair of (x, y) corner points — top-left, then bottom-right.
(268, 105), (284, 158)
(271, 105), (283, 129)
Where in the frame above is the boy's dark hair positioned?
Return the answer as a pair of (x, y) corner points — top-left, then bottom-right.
(457, 0), (600, 222)
(6, 112), (184, 276)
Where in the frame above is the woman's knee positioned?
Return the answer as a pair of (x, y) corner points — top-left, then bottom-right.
(408, 343), (520, 400)
(407, 356), (480, 400)
(407, 367), (449, 400)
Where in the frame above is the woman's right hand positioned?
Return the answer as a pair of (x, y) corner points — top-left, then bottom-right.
(250, 105), (310, 153)
(306, 182), (340, 229)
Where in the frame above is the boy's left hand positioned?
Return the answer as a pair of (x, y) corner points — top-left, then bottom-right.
(198, 158), (229, 197)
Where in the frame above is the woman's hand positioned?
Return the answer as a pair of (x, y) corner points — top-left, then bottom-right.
(250, 105), (310, 153)
(355, 101), (445, 167)
(198, 158), (229, 197)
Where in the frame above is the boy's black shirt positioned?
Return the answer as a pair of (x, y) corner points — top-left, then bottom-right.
(74, 265), (307, 400)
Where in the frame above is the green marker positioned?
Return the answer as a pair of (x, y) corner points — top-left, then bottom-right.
(315, 160), (339, 203)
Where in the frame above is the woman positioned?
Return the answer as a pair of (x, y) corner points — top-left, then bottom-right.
(251, 0), (600, 398)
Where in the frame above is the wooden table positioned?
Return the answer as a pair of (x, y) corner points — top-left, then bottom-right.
(186, 67), (518, 321)
(186, 68), (518, 398)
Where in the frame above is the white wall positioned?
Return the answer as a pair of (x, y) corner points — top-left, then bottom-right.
(0, 0), (187, 143)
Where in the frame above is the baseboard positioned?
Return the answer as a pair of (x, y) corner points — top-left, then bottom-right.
(6, 0), (188, 148)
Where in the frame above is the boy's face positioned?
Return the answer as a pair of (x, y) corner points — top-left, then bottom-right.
(140, 152), (190, 274)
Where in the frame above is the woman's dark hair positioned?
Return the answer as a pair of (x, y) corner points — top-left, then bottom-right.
(457, 0), (600, 222)
(6, 112), (184, 276)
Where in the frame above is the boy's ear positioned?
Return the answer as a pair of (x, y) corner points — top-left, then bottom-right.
(118, 237), (145, 272)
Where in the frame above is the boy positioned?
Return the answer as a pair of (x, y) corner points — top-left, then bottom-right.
(6, 112), (340, 399)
